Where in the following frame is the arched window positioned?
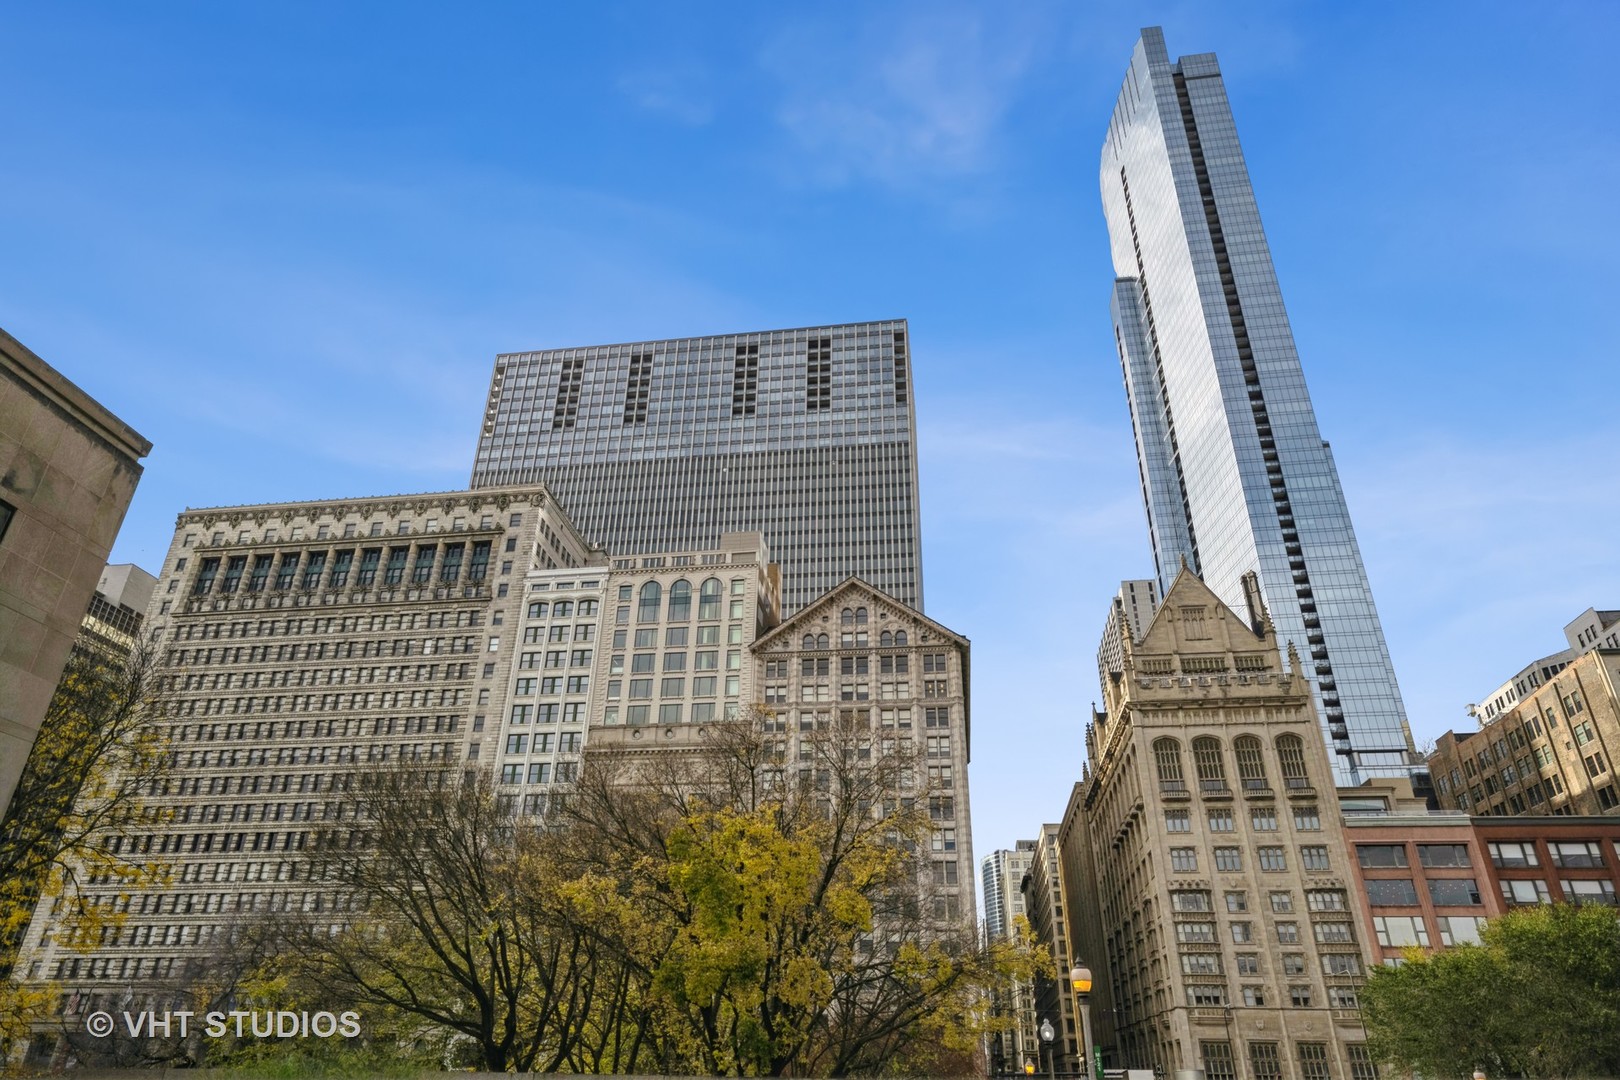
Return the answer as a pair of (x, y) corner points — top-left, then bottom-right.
(1276, 734), (1310, 789)
(880, 630), (893, 647)
(1192, 737), (1227, 793)
(803, 634), (817, 650)
(668, 579), (692, 621)
(699, 578), (722, 620)
(1154, 738), (1185, 792)
(841, 607), (855, 625)
(816, 633), (829, 650)
(855, 606), (868, 624)
(637, 582), (661, 623)
(553, 600), (573, 617)
(894, 630), (908, 646)
(1234, 735), (1269, 791)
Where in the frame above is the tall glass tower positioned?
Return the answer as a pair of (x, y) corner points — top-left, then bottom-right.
(469, 321), (924, 614)
(1101, 28), (1414, 781)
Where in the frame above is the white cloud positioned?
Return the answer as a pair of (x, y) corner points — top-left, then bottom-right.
(761, 7), (1053, 189)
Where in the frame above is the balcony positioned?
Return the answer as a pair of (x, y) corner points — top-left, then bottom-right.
(1199, 781), (1233, 800)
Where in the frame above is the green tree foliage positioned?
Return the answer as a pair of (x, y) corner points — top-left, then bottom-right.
(242, 712), (1042, 1076)
(0, 636), (170, 1051)
(1361, 902), (1620, 1078)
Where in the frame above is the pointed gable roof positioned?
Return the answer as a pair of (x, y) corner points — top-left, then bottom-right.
(1131, 564), (1275, 659)
(752, 575), (970, 654)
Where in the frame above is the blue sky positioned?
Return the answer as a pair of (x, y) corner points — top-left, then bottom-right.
(3, 2), (1617, 863)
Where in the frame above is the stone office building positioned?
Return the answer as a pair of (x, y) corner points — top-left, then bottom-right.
(1, 327), (151, 816)
(10, 485), (593, 1001)
(1069, 569), (1375, 1080)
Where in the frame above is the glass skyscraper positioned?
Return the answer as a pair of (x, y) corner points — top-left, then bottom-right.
(1101, 28), (1415, 781)
(469, 321), (924, 614)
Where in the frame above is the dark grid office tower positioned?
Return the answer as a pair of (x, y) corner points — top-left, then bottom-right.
(470, 321), (924, 614)
(1101, 28), (1415, 783)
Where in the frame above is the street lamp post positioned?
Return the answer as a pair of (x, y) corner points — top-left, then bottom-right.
(1040, 1017), (1056, 1080)
(1071, 964), (1095, 1078)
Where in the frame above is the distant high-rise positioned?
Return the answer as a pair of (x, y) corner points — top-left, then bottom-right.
(469, 321), (924, 614)
(1100, 28), (1414, 781)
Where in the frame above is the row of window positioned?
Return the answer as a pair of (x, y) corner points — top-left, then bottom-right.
(1167, 806), (1322, 832)
(1169, 845), (1330, 873)
(1154, 734), (1312, 792)
(192, 542), (495, 595)
(1172, 888), (1348, 913)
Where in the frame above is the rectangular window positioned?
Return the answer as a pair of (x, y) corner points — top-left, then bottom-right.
(1181, 953), (1223, 975)
(1314, 920), (1355, 944)
(1438, 915), (1487, 945)
(1366, 879), (1419, 906)
(1248, 1042), (1282, 1080)
(1297, 1043), (1331, 1080)
(1201, 1042), (1236, 1080)
(1234, 954), (1259, 975)
(1275, 921), (1299, 944)
(1550, 841), (1604, 868)
(1561, 879), (1617, 905)
(1357, 844), (1409, 868)
(1174, 922), (1215, 944)
(1306, 889), (1348, 912)
(1225, 891), (1247, 913)
(1321, 954), (1363, 977)
(1300, 845), (1331, 871)
(1250, 808), (1278, 831)
(1185, 984), (1228, 1007)
(1257, 846), (1286, 872)
(1171, 890), (1212, 912)
(1207, 809), (1235, 832)
(1170, 847), (1198, 872)
(1214, 847), (1242, 872)
(1269, 891), (1293, 913)
(1500, 878), (1550, 904)
(1166, 809), (1191, 832)
(1489, 841), (1539, 868)
(1427, 878), (1483, 906)
(1418, 844), (1471, 868)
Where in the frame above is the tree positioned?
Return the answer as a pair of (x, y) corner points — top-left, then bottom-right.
(0, 635), (171, 1053)
(564, 713), (1045, 1076)
(1361, 902), (1620, 1078)
(261, 765), (647, 1073)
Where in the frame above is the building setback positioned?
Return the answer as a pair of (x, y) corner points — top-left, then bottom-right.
(0, 327), (151, 816)
(1100, 28), (1414, 782)
(1072, 569), (1374, 1079)
(468, 322), (925, 614)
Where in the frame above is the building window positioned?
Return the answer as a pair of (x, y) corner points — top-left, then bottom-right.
(1186, 985), (1228, 1007)
(1207, 809), (1235, 832)
(1154, 738), (1186, 793)
(1181, 953), (1223, 975)
(1193, 736), (1227, 793)
(1314, 920), (1356, 944)
(1550, 841), (1605, 868)
(1357, 844), (1409, 868)
(1248, 1041), (1282, 1080)
(1418, 844), (1471, 868)
(1225, 891), (1247, 913)
(1200, 1042), (1237, 1080)
(1321, 954), (1363, 977)
(1306, 889), (1348, 912)
(1250, 808), (1278, 831)
(1275, 921), (1299, 944)
(1348, 1045), (1378, 1080)
(1234, 953), (1259, 975)
(1561, 879), (1617, 905)
(1438, 916), (1487, 945)
(1170, 847), (1198, 872)
(1297, 1043), (1331, 1080)
(1165, 809), (1191, 832)
(1366, 879), (1420, 906)
(1426, 877), (1483, 906)
(1234, 735), (1269, 790)
(1269, 891), (1293, 913)
(1300, 845), (1331, 871)
(1214, 847), (1242, 872)
(1171, 890), (1212, 912)
(1257, 846), (1286, 872)
(1275, 734), (1310, 788)
(1230, 921), (1252, 943)
(1500, 878), (1550, 905)
(1174, 921), (1215, 944)
(1241, 987), (1266, 1008)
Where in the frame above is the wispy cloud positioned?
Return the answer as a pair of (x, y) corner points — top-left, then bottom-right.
(616, 65), (715, 127)
(760, 7), (1054, 189)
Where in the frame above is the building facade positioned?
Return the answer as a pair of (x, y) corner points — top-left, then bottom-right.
(468, 322), (925, 613)
(1021, 823), (1081, 1075)
(1, 327), (151, 816)
(746, 578), (975, 927)
(1073, 569), (1374, 1079)
(982, 841), (1038, 1076)
(11, 485), (594, 1002)
(1100, 28), (1413, 782)
(1431, 646), (1620, 817)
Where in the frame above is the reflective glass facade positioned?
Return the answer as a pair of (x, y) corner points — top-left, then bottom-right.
(1101, 29), (1414, 781)
(470, 322), (923, 614)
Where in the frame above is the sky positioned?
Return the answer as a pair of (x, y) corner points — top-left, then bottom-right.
(3, 1), (1618, 868)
